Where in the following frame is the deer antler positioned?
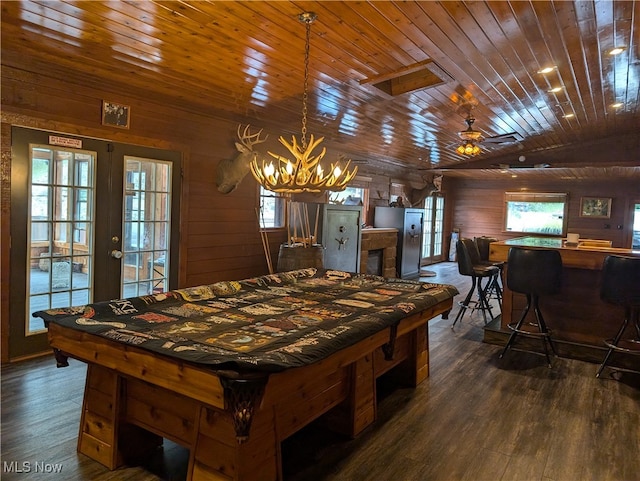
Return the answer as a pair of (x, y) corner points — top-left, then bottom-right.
(217, 124), (268, 194)
(237, 124), (268, 149)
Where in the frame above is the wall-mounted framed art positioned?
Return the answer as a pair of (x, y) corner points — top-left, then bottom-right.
(101, 100), (130, 129)
(580, 197), (612, 218)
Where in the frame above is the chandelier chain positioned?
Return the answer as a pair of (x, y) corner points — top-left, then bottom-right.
(301, 17), (311, 150)
(248, 12), (358, 193)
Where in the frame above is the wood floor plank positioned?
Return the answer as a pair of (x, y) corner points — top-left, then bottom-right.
(2, 262), (638, 481)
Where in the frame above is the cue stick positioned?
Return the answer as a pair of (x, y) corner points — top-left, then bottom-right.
(313, 203), (320, 246)
(255, 208), (273, 273)
(304, 203), (312, 247)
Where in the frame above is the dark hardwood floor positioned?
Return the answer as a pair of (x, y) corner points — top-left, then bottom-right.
(2, 262), (639, 481)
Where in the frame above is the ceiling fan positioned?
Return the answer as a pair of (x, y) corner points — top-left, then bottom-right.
(457, 113), (521, 146)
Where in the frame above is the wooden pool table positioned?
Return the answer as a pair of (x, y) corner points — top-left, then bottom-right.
(47, 296), (452, 481)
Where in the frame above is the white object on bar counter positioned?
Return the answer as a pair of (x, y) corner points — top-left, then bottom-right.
(566, 233), (580, 244)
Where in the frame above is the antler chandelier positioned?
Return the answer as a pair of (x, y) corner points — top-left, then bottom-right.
(456, 114), (483, 156)
(250, 12), (357, 193)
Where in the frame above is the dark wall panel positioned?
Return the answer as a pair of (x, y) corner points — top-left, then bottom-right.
(449, 177), (639, 249)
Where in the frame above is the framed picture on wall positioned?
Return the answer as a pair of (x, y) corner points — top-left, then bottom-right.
(580, 197), (612, 218)
(101, 101), (130, 129)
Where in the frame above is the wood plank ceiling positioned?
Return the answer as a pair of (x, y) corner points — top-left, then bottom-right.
(2, 1), (639, 179)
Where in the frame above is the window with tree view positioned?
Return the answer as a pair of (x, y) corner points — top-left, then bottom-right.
(259, 186), (286, 229)
(504, 192), (567, 236)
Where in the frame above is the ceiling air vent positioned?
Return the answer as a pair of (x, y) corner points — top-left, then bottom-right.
(361, 60), (453, 96)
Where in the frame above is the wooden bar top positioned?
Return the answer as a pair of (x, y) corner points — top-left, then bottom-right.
(489, 236), (640, 270)
(486, 236), (639, 369)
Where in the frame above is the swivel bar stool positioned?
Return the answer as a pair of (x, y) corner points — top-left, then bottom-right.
(499, 247), (562, 367)
(474, 236), (503, 306)
(595, 255), (640, 378)
(452, 238), (499, 328)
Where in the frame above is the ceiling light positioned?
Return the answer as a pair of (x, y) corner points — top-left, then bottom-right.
(608, 47), (626, 55)
(562, 113), (574, 118)
(548, 87), (563, 93)
(611, 102), (623, 109)
(537, 66), (556, 74)
(456, 142), (481, 156)
(455, 115), (483, 156)
(250, 13), (357, 193)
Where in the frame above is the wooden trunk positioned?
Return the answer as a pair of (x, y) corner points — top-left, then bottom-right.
(276, 244), (324, 272)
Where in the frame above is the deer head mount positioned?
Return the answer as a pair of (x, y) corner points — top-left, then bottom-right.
(216, 124), (268, 194)
(408, 174), (442, 207)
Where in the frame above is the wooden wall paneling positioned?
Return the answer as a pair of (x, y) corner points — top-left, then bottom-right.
(438, 176), (456, 261)
(3, 25), (637, 361)
(1, 66), (289, 360)
(449, 177), (639, 247)
(1, 122), (11, 363)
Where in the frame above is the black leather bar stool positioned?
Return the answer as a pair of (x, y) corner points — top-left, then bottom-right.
(452, 238), (499, 328)
(474, 236), (503, 306)
(499, 247), (562, 367)
(595, 255), (640, 378)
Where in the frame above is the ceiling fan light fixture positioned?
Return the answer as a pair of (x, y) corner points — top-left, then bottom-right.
(608, 47), (626, 56)
(457, 114), (484, 142)
(456, 142), (481, 156)
(455, 114), (482, 156)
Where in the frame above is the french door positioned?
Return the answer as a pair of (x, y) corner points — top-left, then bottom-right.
(421, 194), (445, 264)
(9, 127), (181, 360)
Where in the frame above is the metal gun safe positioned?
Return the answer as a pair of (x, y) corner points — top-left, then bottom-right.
(374, 206), (423, 278)
(289, 202), (362, 272)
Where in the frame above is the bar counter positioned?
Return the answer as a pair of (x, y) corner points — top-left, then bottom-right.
(488, 236), (640, 367)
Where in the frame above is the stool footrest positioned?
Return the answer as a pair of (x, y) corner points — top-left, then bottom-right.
(458, 299), (481, 310)
(603, 338), (640, 354)
(507, 322), (552, 338)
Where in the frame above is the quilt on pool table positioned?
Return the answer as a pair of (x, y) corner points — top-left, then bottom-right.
(34, 268), (458, 373)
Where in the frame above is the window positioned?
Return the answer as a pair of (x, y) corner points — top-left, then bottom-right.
(504, 192), (567, 235)
(329, 186), (366, 206)
(632, 202), (640, 249)
(329, 185), (369, 222)
(259, 186), (286, 228)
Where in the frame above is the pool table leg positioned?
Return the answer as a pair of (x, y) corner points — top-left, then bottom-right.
(77, 365), (164, 470)
(77, 364), (124, 469)
(189, 404), (279, 481)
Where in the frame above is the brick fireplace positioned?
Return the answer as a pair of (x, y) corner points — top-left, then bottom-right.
(359, 228), (398, 278)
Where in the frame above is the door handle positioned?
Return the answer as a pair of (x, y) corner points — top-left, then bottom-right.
(334, 237), (349, 250)
(111, 250), (123, 259)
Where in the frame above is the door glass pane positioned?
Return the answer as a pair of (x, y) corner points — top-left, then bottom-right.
(422, 197), (434, 258)
(434, 196), (444, 257)
(122, 157), (172, 297)
(633, 203), (640, 249)
(421, 194), (445, 261)
(27, 146), (96, 335)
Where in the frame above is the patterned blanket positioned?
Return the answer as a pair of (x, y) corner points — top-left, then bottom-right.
(34, 268), (458, 373)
